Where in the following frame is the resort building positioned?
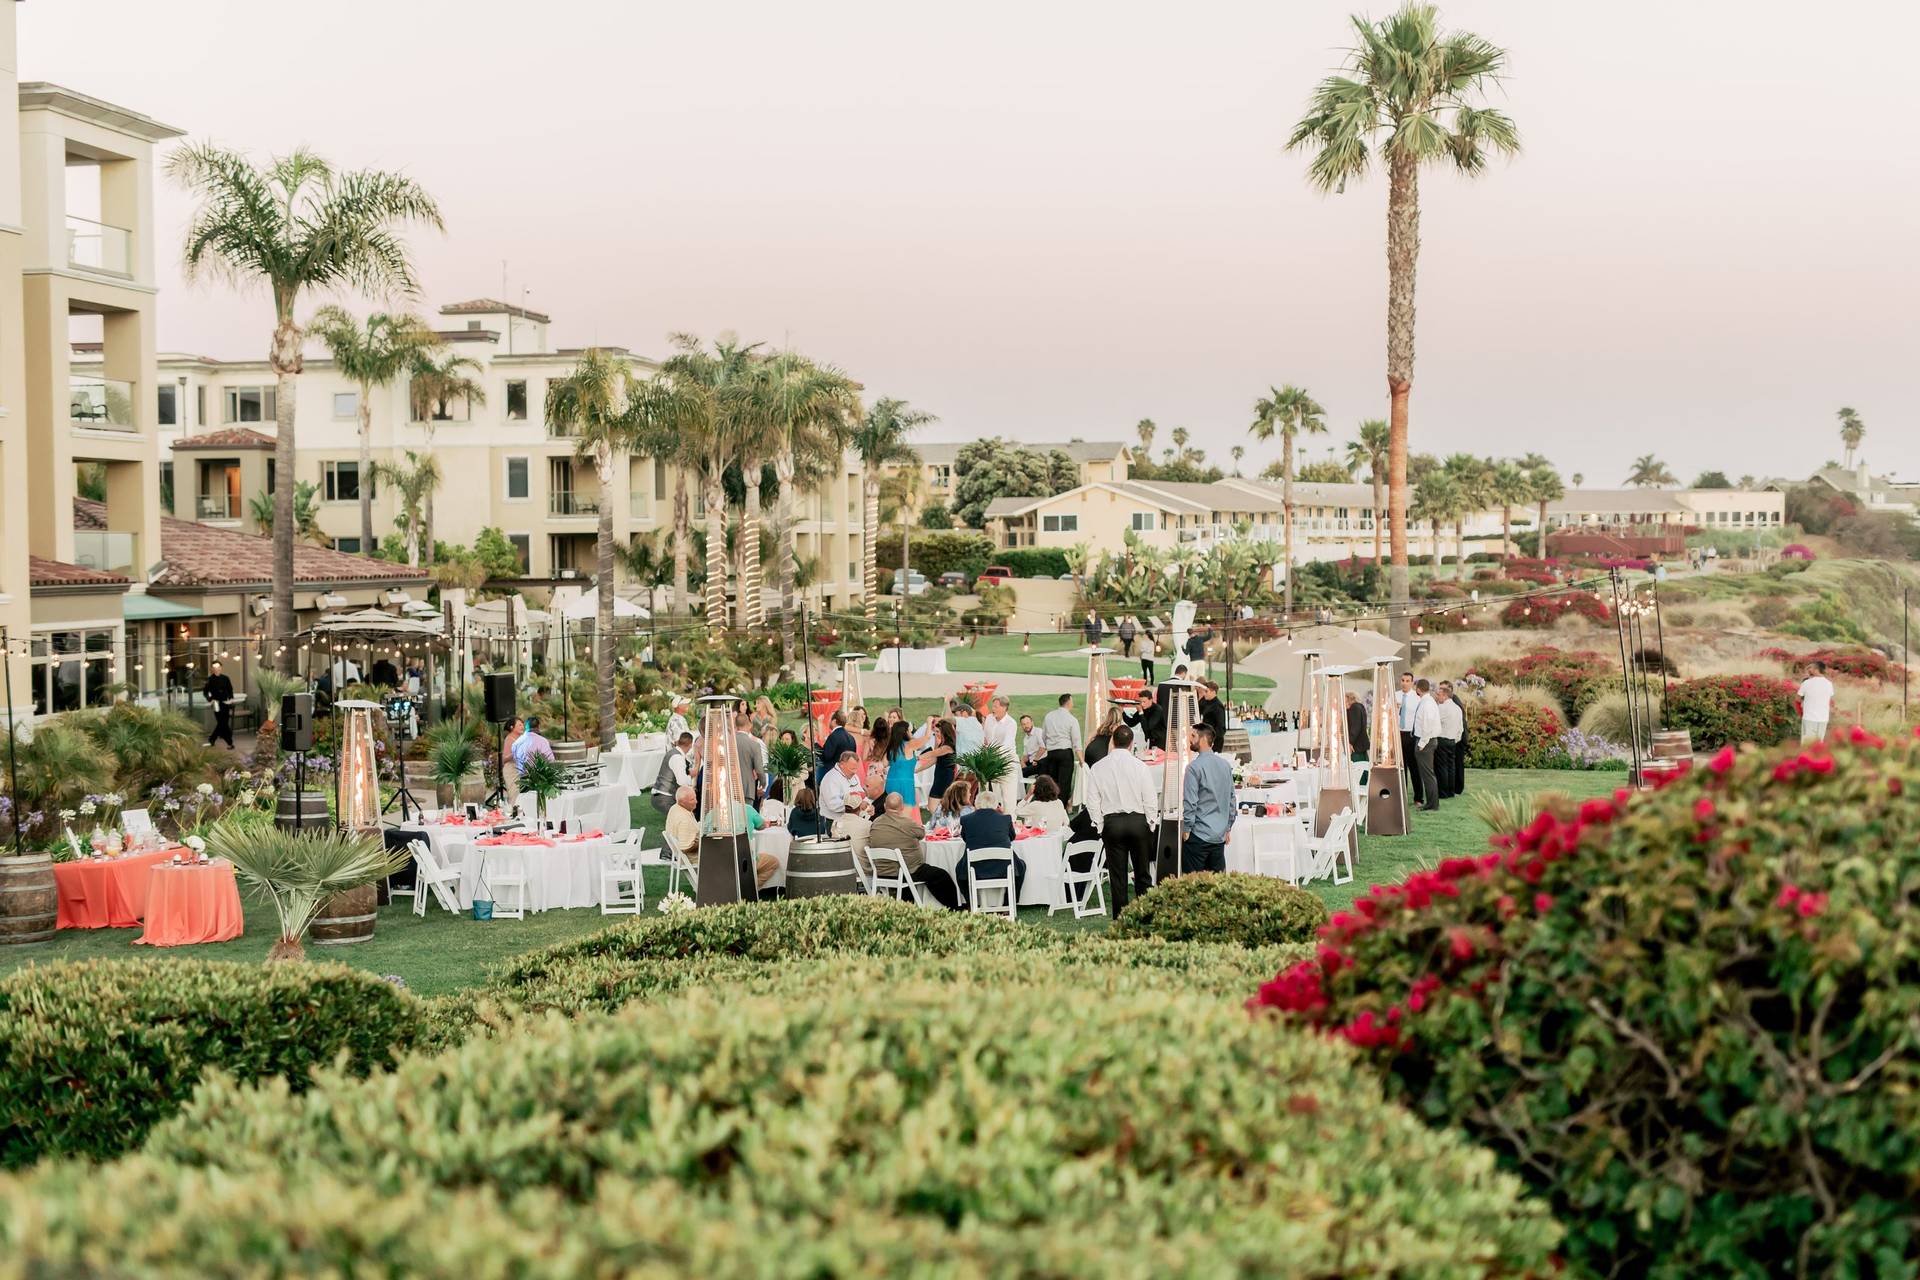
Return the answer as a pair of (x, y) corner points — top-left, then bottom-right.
(1544, 488), (1785, 531)
(889, 439), (1130, 517)
(1797, 464), (1920, 517)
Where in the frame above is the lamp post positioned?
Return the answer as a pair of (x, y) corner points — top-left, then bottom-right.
(695, 693), (757, 905)
(1153, 679), (1199, 883)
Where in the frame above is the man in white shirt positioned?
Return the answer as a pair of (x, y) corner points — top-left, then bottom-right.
(818, 750), (873, 857)
(1020, 714), (1046, 777)
(1084, 724), (1159, 913)
(1435, 682), (1465, 800)
(1395, 672), (1422, 806)
(1412, 679), (1442, 812)
(1041, 693), (1084, 799)
(1798, 660), (1835, 742)
(983, 696), (1022, 814)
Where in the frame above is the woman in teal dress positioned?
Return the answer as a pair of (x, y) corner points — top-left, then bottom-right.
(883, 720), (928, 813)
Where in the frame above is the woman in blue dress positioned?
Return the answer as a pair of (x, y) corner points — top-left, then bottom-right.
(882, 720), (926, 814)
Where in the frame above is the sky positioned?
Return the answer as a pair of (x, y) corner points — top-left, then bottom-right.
(22, 0), (1920, 487)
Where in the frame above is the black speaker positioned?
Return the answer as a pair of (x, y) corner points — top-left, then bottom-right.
(483, 673), (517, 724)
(279, 693), (314, 752)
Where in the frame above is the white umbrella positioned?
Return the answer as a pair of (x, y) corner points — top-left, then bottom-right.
(559, 589), (649, 621)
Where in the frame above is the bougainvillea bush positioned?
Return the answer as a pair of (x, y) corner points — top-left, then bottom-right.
(1250, 732), (1920, 1277)
(1500, 590), (1610, 629)
(1469, 647), (1617, 720)
(1760, 646), (1902, 683)
(1662, 674), (1799, 749)
(1462, 693), (1564, 769)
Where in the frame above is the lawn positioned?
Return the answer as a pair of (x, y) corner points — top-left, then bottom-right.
(940, 633), (1274, 696)
(0, 770), (1609, 993)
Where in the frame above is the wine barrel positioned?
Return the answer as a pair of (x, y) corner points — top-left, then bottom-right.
(275, 789), (332, 832)
(309, 884), (377, 945)
(551, 740), (590, 767)
(786, 836), (858, 898)
(1649, 729), (1693, 760)
(0, 854), (59, 945)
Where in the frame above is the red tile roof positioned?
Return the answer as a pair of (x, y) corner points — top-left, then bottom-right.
(29, 555), (129, 589)
(72, 499), (428, 590)
(440, 297), (551, 323)
(171, 427), (276, 451)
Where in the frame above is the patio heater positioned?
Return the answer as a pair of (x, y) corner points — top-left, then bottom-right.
(1153, 679), (1199, 882)
(695, 694), (758, 907)
(837, 652), (866, 720)
(1084, 647), (1110, 742)
(1314, 665), (1357, 841)
(1367, 656), (1409, 836)
(1295, 648), (1323, 762)
(334, 699), (383, 833)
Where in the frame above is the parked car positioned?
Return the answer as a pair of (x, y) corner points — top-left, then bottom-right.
(975, 565), (1015, 588)
(889, 570), (929, 597)
(937, 570), (969, 589)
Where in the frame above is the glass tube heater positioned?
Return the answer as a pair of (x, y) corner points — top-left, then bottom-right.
(837, 653), (865, 719)
(1296, 648), (1322, 759)
(335, 699), (382, 832)
(1084, 647), (1109, 742)
(1154, 680), (1199, 880)
(1367, 656), (1408, 836)
(695, 693), (757, 905)
(1371, 658), (1401, 771)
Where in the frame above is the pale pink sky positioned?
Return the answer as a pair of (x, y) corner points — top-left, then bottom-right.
(23, 0), (1919, 484)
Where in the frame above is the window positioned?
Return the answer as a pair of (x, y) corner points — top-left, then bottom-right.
(653, 459), (667, 496)
(506, 380), (528, 420)
(157, 384), (177, 426)
(266, 458), (276, 494)
(334, 536), (362, 554)
(409, 376), (470, 422)
(195, 386), (206, 428)
(332, 392), (358, 420)
(224, 386), (276, 423)
(29, 628), (118, 715)
(507, 534), (531, 572)
(321, 461), (373, 502)
(1041, 514), (1079, 533)
(931, 464), (952, 489)
(505, 456), (530, 500)
(1131, 512), (1156, 531)
(158, 462), (173, 508)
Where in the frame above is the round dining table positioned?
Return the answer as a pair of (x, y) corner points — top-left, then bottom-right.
(52, 846), (176, 929)
(919, 832), (1068, 909)
(134, 858), (245, 946)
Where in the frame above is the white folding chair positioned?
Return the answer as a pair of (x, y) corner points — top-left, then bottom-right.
(1250, 820), (1304, 885)
(966, 847), (1018, 919)
(862, 846), (924, 905)
(480, 847), (529, 919)
(600, 846), (646, 915)
(1304, 810), (1357, 886)
(407, 839), (462, 916)
(666, 845), (698, 898)
(1054, 840), (1109, 918)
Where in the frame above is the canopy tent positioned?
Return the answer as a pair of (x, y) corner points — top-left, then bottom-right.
(557, 589), (649, 622)
(309, 609), (445, 644)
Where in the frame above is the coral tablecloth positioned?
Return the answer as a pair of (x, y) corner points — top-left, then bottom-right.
(53, 847), (176, 929)
(134, 859), (245, 947)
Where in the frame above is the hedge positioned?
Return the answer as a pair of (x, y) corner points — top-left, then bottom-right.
(1462, 692), (1565, 769)
(1662, 674), (1799, 749)
(1110, 871), (1328, 947)
(1252, 732), (1920, 1276)
(0, 969), (1559, 1276)
(0, 960), (426, 1168)
(1759, 645), (1901, 682)
(996, 547), (1071, 578)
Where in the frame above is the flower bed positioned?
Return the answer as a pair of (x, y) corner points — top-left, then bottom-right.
(1758, 645), (1902, 682)
(1468, 647), (1617, 720)
(1500, 591), (1610, 628)
(1662, 674), (1799, 749)
(1111, 872), (1328, 946)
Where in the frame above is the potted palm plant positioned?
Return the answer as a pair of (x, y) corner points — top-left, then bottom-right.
(955, 744), (1014, 793)
(518, 754), (565, 824)
(208, 820), (406, 960)
(766, 738), (812, 806)
(427, 734), (479, 811)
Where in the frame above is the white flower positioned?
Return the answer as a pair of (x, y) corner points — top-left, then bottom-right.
(104, 793), (123, 806)
(78, 800), (97, 816)
(184, 836), (206, 854)
(196, 783), (215, 797)
(58, 809), (76, 822)
(657, 892), (697, 916)
(163, 798), (181, 812)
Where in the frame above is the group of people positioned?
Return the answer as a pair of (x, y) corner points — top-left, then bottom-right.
(1080, 612), (1216, 685)
(1395, 673), (1470, 811)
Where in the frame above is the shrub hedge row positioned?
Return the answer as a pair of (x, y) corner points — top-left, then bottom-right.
(1110, 872), (1328, 947)
(1462, 692), (1566, 769)
(1662, 674), (1799, 749)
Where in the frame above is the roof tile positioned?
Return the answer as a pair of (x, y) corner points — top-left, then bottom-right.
(72, 499), (427, 589)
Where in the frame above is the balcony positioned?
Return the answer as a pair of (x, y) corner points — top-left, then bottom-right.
(72, 530), (137, 577)
(549, 491), (600, 517)
(70, 375), (136, 431)
(66, 215), (132, 277)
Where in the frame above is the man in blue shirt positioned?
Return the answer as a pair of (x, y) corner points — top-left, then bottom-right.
(1180, 723), (1236, 875)
(952, 700), (986, 756)
(1395, 671), (1422, 806)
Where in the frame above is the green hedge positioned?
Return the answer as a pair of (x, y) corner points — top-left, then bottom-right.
(1462, 692), (1565, 768)
(0, 959), (426, 1168)
(0, 968), (1559, 1275)
(1110, 871), (1328, 946)
(1254, 732), (1920, 1275)
(996, 547), (1071, 578)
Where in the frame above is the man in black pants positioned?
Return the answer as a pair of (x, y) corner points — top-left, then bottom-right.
(1395, 671), (1422, 808)
(1123, 687), (1167, 751)
(1084, 725), (1157, 914)
(203, 661), (236, 748)
(1412, 678), (1441, 812)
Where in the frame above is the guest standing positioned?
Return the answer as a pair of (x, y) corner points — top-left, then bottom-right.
(1041, 693), (1084, 798)
(1345, 691), (1371, 761)
(1412, 679), (1441, 812)
(1117, 615), (1137, 658)
(1436, 681), (1465, 797)
(1396, 672), (1422, 807)
(203, 662), (236, 748)
(983, 696), (1022, 815)
(924, 717), (958, 803)
(1082, 611), (1105, 648)
(952, 701), (985, 756)
(1139, 630), (1157, 684)
(815, 710), (856, 787)
(1798, 660), (1835, 742)
(1084, 724), (1158, 913)
(513, 717), (555, 768)
(1180, 724), (1235, 875)
(1085, 705), (1125, 767)
(1196, 679), (1228, 753)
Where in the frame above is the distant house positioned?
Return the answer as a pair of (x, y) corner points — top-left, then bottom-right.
(891, 439), (1131, 515)
(1545, 487), (1784, 532)
(1800, 464), (1920, 516)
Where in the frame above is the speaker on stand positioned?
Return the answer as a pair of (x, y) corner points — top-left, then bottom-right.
(482, 673), (517, 809)
(280, 693), (315, 831)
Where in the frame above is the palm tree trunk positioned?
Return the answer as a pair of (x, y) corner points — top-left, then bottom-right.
(1385, 152), (1420, 650)
(1371, 467), (1384, 565)
(594, 447), (616, 749)
(741, 469), (764, 627)
(862, 474), (879, 622)
(1455, 519), (1467, 581)
(775, 450), (798, 661)
(421, 421), (437, 567)
(1282, 434), (1295, 615)
(704, 476), (728, 631)
(357, 385), (374, 553)
(269, 304), (300, 674)
(900, 520), (912, 618)
(1537, 499), (1550, 559)
(672, 471), (690, 614)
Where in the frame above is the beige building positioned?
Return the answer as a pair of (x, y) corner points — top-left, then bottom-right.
(890, 438), (1130, 516)
(984, 477), (1389, 560)
(1545, 488), (1784, 531)
(157, 299), (871, 610)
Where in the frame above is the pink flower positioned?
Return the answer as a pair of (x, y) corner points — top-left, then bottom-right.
(1693, 798), (1715, 822)
(1448, 929), (1476, 961)
(1775, 883), (1801, 908)
(1708, 746), (1736, 775)
(1534, 893), (1554, 913)
(1796, 892), (1828, 918)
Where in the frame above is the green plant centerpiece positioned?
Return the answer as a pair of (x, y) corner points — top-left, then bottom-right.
(517, 754), (565, 823)
(954, 744), (1013, 791)
(426, 732), (479, 810)
(207, 821), (405, 962)
(765, 738), (812, 805)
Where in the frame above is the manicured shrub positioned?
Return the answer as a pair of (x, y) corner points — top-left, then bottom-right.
(1251, 732), (1920, 1276)
(1470, 646), (1618, 720)
(995, 547), (1071, 578)
(1662, 673), (1798, 749)
(1745, 595), (1793, 629)
(1500, 590), (1609, 628)
(1110, 871), (1329, 946)
(1461, 691), (1564, 768)
(0, 970), (1560, 1275)
(0, 960), (426, 1168)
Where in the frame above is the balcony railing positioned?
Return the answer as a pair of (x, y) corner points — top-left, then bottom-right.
(549, 492), (600, 517)
(197, 495), (242, 520)
(66, 215), (132, 276)
(70, 376), (136, 430)
(72, 530), (138, 577)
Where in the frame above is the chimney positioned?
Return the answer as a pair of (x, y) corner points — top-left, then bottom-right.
(1859, 461), (1871, 491)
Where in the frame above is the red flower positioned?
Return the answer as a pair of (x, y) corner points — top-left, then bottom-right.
(1693, 798), (1715, 822)
(1534, 893), (1554, 913)
(1708, 746), (1736, 775)
(1775, 883), (1801, 908)
(1448, 929), (1476, 961)
(1796, 892), (1828, 918)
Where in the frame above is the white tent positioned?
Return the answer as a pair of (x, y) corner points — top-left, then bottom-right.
(558, 589), (649, 621)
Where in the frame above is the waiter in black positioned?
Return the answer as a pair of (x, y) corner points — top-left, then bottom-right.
(204, 661), (236, 748)
(1123, 686), (1167, 750)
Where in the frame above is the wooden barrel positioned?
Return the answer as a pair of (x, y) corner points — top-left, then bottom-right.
(786, 836), (859, 898)
(551, 740), (590, 767)
(275, 789), (332, 831)
(1223, 726), (1252, 762)
(0, 854), (59, 945)
(1649, 730), (1693, 760)
(309, 884), (377, 945)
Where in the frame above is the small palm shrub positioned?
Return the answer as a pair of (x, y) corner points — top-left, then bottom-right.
(208, 821), (405, 961)
(1662, 674), (1798, 749)
(765, 738), (812, 797)
(1111, 872), (1328, 946)
(954, 743), (1013, 789)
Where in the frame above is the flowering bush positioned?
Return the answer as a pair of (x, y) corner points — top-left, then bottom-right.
(1548, 727), (1630, 769)
(1780, 543), (1815, 560)
(1759, 645), (1901, 682)
(1469, 647), (1617, 720)
(1250, 731), (1920, 1275)
(1662, 674), (1799, 749)
(1462, 694), (1565, 769)
(1503, 568), (1559, 586)
(1500, 591), (1610, 629)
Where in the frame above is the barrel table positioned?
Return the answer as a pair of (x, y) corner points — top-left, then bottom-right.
(784, 836), (858, 898)
(1642, 728), (1694, 788)
(0, 854), (59, 945)
(275, 789), (332, 832)
(310, 883), (377, 945)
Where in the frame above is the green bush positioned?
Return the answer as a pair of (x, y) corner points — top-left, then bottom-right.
(0, 960), (426, 1168)
(0, 969), (1559, 1276)
(1662, 674), (1799, 749)
(1779, 593), (1870, 645)
(1252, 732), (1920, 1276)
(996, 547), (1071, 578)
(1462, 691), (1565, 768)
(1111, 871), (1328, 946)
(873, 529), (994, 580)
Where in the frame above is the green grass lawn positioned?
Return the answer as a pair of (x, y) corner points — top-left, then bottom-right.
(939, 633), (1273, 696)
(0, 771), (1608, 993)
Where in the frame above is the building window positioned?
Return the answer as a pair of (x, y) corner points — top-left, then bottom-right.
(506, 380), (528, 420)
(158, 461), (173, 509)
(334, 536), (362, 554)
(266, 458), (276, 494)
(931, 464), (951, 488)
(195, 386), (206, 428)
(333, 392), (359, 420)
(224, 386), (276, 423)
(410, 376), (470, 422)
(507, 534), (531, 572)
(1131, 512), (1156, 531)
(653, 459), (666, 495)
(1041, 514), (1079, 533)
(29, 628), (118, 716)
(157, 384), (177, 426)
(506, 456), (530, 500)
(321, 461), (373, 502)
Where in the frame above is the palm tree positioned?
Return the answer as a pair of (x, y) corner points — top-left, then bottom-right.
(1345, 418), (1391, 564)
(1248, 384), (1327, 613)
(371, 450), (440, 566)
(1063, 541), (1092, 598)
(655, 334), (766, 630)
(1288, 5), (1519, 641)
(1135, 418), (1157, 460)
(545, 349), (638, 749)
(305, 307), (435, 553)
(1487, 460), (1530, 559)
(1837, 407), (1865, 470)
(1520, 452), (1563, 558)
(407, 348), (486, 564)
(614, 535), (673, 619)
(169, 144), (442, 669)
(1171, 426), (1191, 460)
(1410, 472), (1458, 569)
(1570, 472), (1584, 488)
(851, 399), (933, 621)
(1230, 444), (1245, 475)
(1625, 454), (1677, 488)
(1441, 453), (1490, 577)
(879, 466), (925, 619)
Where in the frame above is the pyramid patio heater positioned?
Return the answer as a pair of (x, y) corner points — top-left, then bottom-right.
(1084, 646), (1110, 741)
(1367, 656), (1409, 836)
(837, 652), (866, 719)
(1153, 679), (1199, 882)
(1295, 648), (1323, 763)
(1314, 665), (1358, 840)
(334, 699), (383, 833)
(695, 694), (758, 906)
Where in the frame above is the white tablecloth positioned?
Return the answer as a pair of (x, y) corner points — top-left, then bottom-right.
(1226, 815), (1310, 881)
(545, 784), (631, 836)
(921, 833), (1067, 908)
(754, 826), (792, 890)
(872, 647), (949, 675)
(602, 747), (665, 795)
(1248, 732), (1301, 766)
(461, 835), (620, 911)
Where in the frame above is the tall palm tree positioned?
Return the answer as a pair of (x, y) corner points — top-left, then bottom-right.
(1837, 407), (1865, 470)
(614, 535), (673, 619)
(656, 334), (766, 630)
(1441, 453), (1491, 577)
(306, 307), (436, 553)
(371, 450), (440, 566)
(1345, 418), (1391, 564)
(1171, 426), (1191, 460)
(169, 144), (442, 668)
(1625, 454), (1677, 488)
(406, 347), (486, 564)
(1289, 5), (1519, 642)
(879, 466), (925, 618)
(627, 379), (708, 618)
(1248, 384), (1327, 613)
(1487, 460), (1531, 559)
(1520, 452), (1563, 558)
(545, 349), (638, 749)
(1410, 472), (1458, 569)
(851, 399), (933, 621)
(1230, 444), (1245, 475)
(1135, 418), (1157, 460)
(1570, 472), (1584, 488)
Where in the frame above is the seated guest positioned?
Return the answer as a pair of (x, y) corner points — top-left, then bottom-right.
(867, 791), (959, 909)
(928, 779), (976, 826)
(785, 786), (830, 839)
(666, 786), (778, 890)
(955, 794), (1027, 905)
(1015, 774), (1070, 833)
